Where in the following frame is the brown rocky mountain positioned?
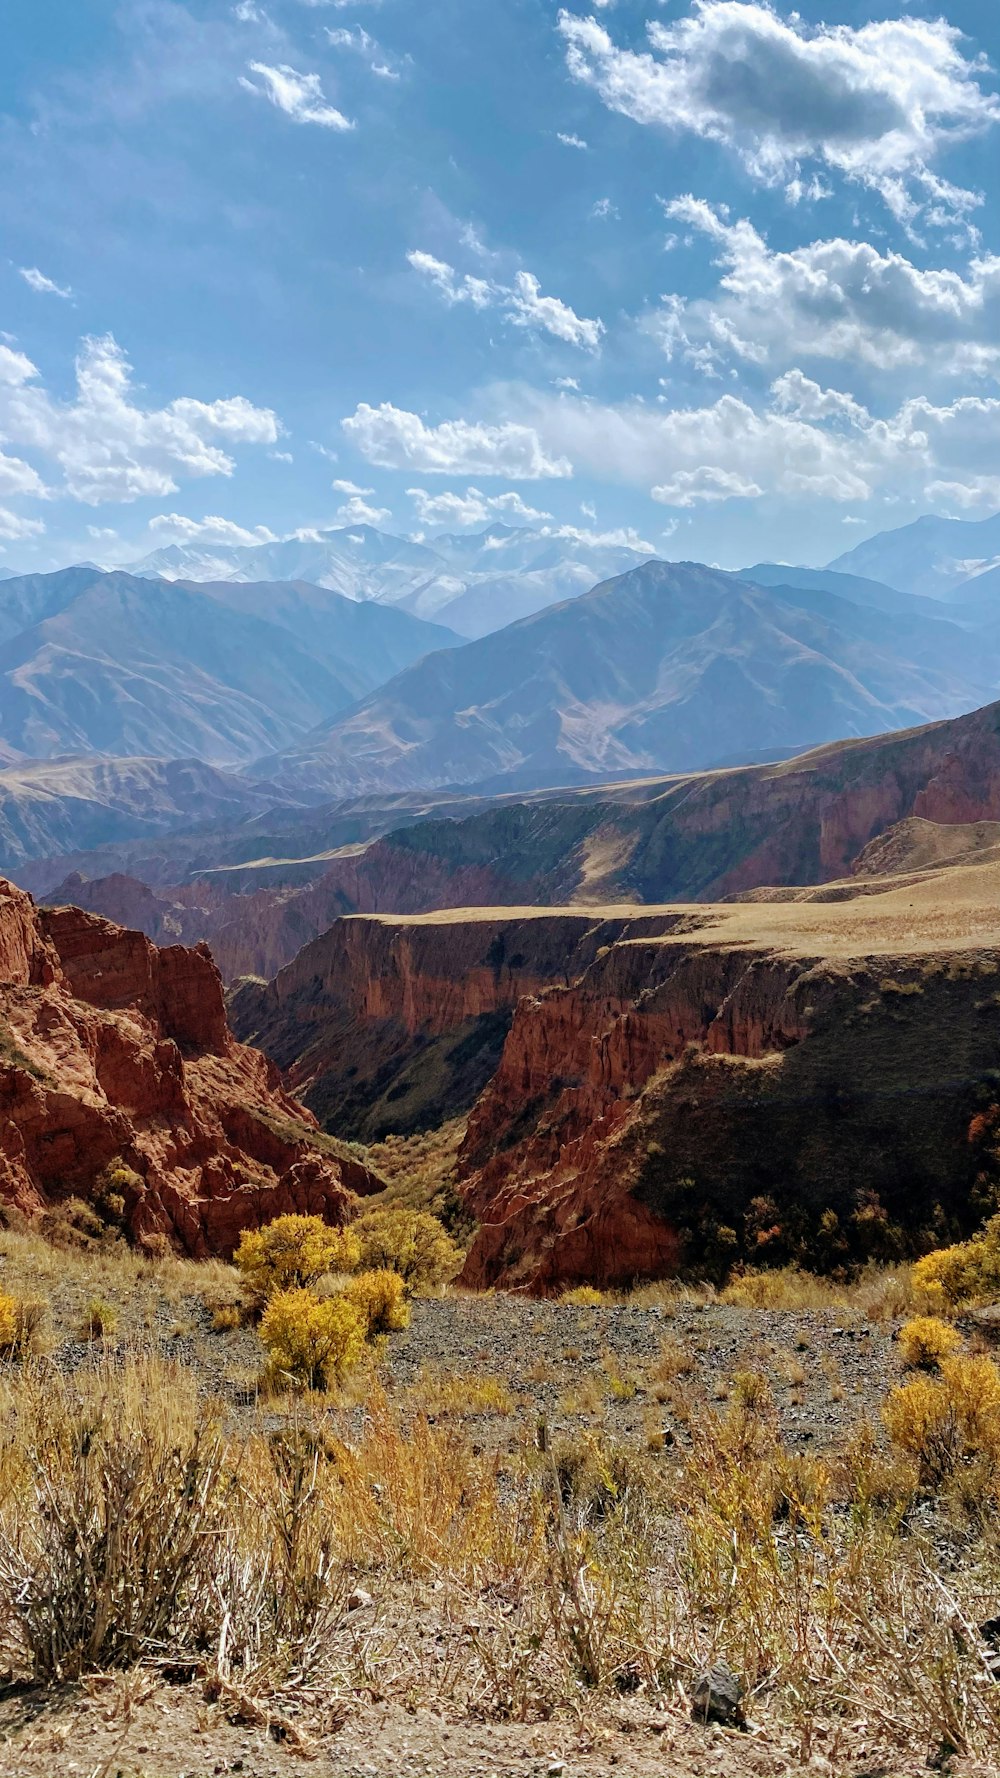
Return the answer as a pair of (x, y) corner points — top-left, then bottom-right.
(255, 558), (1000, 799)
(0, 878), (380, 1255)
(42, 695), (1000, 981)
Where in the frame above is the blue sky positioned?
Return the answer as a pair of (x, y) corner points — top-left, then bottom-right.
(1, 0), (999, 572)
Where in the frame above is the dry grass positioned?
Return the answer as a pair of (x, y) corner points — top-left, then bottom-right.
(1, 1349), (999, 1765)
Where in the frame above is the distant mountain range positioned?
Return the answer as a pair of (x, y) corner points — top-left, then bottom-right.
(129, 522), (652, 639)
(829, 510), (1000, 600)
(0, 755), (290, 873)
(253, 558), (1000, 800)
(0, 567), (455, 766)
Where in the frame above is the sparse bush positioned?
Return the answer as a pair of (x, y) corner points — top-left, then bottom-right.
(235, 1214), (361, 1303)
(561, 1285), (604, 1306)
(912, 1216), (1000, 1310)
(344, 1268), (410, 1336)
(883, 1353), (1000, 1490)
(353, 1206), (461, 1290)
(898, 1315), (961, 1370)
(81, 1297), (118, 1341)
(259, 1288), (366, 1391)
(0, 1291), (48, 1357)
(211, 1303), (243, 1333)
(720, 1266), (845, 1309)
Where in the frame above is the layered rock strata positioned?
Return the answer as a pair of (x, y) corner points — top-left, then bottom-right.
(0, 879), (379, 1254)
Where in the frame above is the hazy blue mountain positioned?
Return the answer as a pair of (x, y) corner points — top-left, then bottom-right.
(0, 568), (455, 766)
(129, 522), (651, 638)
(829, 512), (1000, 599)
(253, 560), (1000, 800)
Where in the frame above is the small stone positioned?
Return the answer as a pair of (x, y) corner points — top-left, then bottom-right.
(347, 1587), (373, 1611)
(690, 1659), (746, 1728)
(547, 1761), (566, 1776)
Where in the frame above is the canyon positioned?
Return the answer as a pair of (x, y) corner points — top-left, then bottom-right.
(230, 854), (1000, 1290)
(35, 693), (1000, 983)
(0, 878), (380, 1256)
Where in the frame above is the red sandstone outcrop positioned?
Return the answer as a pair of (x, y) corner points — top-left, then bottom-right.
(0, 879), (380, 1255)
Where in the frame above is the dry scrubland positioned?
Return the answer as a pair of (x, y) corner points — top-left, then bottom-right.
(3, 1197), (1000, 1778)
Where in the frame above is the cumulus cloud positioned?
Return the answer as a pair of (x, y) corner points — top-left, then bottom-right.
(491, 374), (1000, 512)
(0, 334), (279, 506)
(19, 267), (73, 300)
(542, 521), (655, 551)
(652, 465), (763, 507)
(148, 513), (279, 547)
(406, 252), (492, 310)
(342, 402), (572, 478)
(558, 3), (999, 223)
(557, 131), (588, 149)
(240, 61), (353, 129)
(0, 508), (44, 541)
(408, 251), (603, 349)
(407, 486), (553, 527)
(655, 197), (1000, 376)
(335, 493), (392, 526)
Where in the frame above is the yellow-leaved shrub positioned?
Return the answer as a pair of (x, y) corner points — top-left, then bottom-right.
(354, 1207), (461, 1290)
(0, 1291), (18, 1351)
(259, 1288), (366, 1391)
(560, 1285), (605, 1306)
(344, 1268), (410, 1336)
(911, 1215), (1000, 1310)
(883, 1353), (1000, 1489)
(234, 1214), (361, 1301)
(897, 1315), (961, 1370)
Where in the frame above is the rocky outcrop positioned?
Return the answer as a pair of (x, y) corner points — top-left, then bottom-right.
(455, 909), (1000, 1291)
(230, 882), (1000, 1292)
(229, 909), (683, 1142)
(0, 879), (380, 1255)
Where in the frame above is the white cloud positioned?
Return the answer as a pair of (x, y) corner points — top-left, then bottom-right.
(331, 477), (375, 495)
(0, 334), (279, 506)
(656, 197), (1000, 376)
(557, 131), (588, 149)
(591, 197), (619, 220)
(240, 62), (353, 129)
(496, 375), (1000, 515)
(558, 4), (999, 223)
(18, 267), (73, 300)
(343, 402), (572, 478)
(326, 25), (400, 78)
(652, 466), (764, 507)
(507, 271), (604, 350)
(542, 522), (654, 551)
(0, 346), (38, 387)
(407, 486), (553, 528)
(147, 513), (279, 547)
(408, 252), (603, 350)
(335, 493), (391, 526)
(406, 251), (492, 309)
(0, 509), (44, 541)
(555, 376), (580, 391)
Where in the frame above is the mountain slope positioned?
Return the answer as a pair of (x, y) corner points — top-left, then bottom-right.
(253, 559), (1000, 800)
(739, 562), (941, 618)
(129, 522), (651, 638)
(0, 756), (291, 874)
(0, 568), (453, 767)
(829, 511), (1000, 599)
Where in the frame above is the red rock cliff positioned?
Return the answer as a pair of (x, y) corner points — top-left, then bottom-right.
(0, 879), (379, 1255)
